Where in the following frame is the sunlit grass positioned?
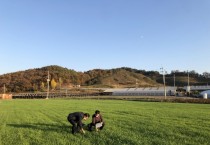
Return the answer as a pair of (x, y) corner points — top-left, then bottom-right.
(0, 99), (210, 145)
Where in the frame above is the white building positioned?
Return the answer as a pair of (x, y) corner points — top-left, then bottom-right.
(104, 87), (177, 96)
(200, 90), (210, 99)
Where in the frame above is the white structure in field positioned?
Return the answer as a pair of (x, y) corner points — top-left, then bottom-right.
(104, 87), (176, 96)
(200, 90), (210, 99)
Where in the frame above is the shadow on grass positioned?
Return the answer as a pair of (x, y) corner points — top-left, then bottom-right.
(7, 123), (71, 133)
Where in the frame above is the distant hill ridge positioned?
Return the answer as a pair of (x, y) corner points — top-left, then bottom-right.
(0, 65), (209, 93)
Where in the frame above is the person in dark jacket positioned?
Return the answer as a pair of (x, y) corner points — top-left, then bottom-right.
(88, 110), (105, 131)
(67, 112), (90, 134)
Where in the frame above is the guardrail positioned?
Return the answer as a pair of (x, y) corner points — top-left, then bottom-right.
(12, 92), (100, 99)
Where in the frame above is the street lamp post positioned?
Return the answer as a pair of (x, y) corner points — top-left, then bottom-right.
(4, 84), (6, 94)
(160, 67), (167, 99)
(46, 71), (50, 99)
(174, 73), (176, 96)
(187, 71), (190, 96)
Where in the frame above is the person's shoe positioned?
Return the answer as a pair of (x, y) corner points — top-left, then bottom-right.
(87, 124), (92, 131)
(80, 129), (85, 134)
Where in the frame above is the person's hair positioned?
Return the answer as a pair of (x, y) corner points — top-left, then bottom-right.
(84, 113), (90, 118)
(95, 110), (100, 114)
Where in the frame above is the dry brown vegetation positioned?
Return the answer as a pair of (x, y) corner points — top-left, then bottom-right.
(0, 65), (209, 93)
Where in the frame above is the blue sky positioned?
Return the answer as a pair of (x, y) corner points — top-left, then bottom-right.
(0, 0), (210, 75)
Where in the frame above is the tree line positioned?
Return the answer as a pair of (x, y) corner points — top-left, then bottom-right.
(0, 65), (210, 93)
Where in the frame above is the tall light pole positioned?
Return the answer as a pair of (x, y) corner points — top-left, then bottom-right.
(174, 74), (176, 88)
(174, 73), (176, 96)
(160, 67), (166, 99)
(46, 71), (50, 99)
(4, 84), (6, 94)
(187, 71), (190, 96)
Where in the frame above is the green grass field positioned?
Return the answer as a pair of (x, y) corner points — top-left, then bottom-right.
(0, 99), (210, 145)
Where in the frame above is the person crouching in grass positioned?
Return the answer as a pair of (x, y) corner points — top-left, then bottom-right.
(67, 112), (90, 134)
(88, 110), (105, 131)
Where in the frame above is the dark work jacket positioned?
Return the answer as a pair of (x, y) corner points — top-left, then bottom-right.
(68, 112), (84, 128)
(92, 114), (103, 125)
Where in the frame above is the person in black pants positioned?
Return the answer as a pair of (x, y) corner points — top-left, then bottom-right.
(88, 110), (105, 131)
(67, 112), (90, 134)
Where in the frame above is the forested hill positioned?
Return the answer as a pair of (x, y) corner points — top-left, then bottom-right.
(0, 65), (209, 93)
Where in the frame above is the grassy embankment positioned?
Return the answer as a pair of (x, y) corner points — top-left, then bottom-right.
(0, 99), (210, 145)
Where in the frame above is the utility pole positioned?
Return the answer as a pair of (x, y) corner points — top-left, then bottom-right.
(4, 84), (6, 94)
(160, 67), (166, 99)
(46, 71), (50, 99)
(174, 73), (176, 96)
(174, 74), (176, 88)
(187, 71), (190, 96)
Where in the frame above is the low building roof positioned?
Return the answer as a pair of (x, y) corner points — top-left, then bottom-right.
(104, 87), (177, 93)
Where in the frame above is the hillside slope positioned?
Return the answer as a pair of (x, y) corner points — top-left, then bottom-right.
(0, 65), (209, 93)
